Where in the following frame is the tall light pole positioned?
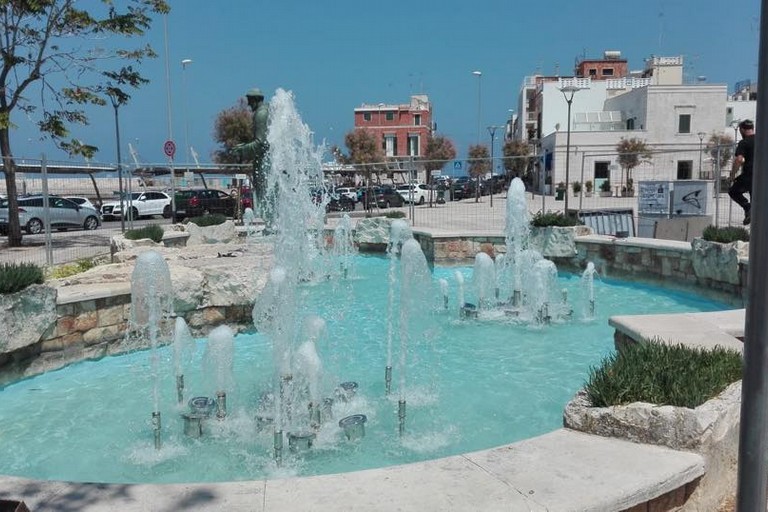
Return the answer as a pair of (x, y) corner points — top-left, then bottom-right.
(559, 85), (581, 214)
(107, 90), (125, 233)
(697, 131), (706, 178)
(487, 125), (500, 208)
(472, 71), (482, 144)
(181, 59), (193, 166)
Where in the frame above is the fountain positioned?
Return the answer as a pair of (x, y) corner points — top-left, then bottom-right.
(129, 250), (173, 449)
(331, 214), (356, 279)
(385, 219), (414, 394)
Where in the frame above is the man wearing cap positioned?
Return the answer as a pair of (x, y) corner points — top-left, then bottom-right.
(729, 119), (755, 225)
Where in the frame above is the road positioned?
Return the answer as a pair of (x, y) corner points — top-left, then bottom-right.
(0, 216), (173, 266)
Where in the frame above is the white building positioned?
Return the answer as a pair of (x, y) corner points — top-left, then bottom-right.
(515, 53), (757, 196)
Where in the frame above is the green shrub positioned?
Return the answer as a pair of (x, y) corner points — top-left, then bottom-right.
(530, 211), (582, 227)
(47, 258), (96, 279)
(702, 225), (750, 243)
(0, 262), (45, 294)
(188, 214), (227, 227)
(124, 224), (164, 243)
(585, 341), (742, 409)
(384, 211), (406, 219)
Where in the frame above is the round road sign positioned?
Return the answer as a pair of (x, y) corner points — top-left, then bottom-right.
(163, 140), (176, 158)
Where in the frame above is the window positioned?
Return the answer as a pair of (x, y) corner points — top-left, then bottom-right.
(677, 160), (693, 180)
(626, 118), (635, 130)
(386, 112), (394, 121)
(363, 112), (371, 121)
(384, 135), (397, 157)
(588, 69), (597, 76)
(414, 114), (421, 126)
(602, 68), (614, 76)
(408, 134), (419, 156)
(594, 161), (610, 180)
(678, 114), (691, 134)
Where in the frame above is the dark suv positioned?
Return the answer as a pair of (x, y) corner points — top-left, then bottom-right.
(362, 185), (404, 208)
(173, 188), (237, 221)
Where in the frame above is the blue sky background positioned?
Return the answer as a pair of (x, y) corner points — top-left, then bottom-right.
(10, 0), (762, 171)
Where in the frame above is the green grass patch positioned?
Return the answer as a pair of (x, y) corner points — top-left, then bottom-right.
(124, 224), (164, 243)
(46, 258), (96, 279)
(0, 262), (45, 294)
(188, 214), (227, 227)
(585, 341), (742, 409)
(530, 211), (582, 227)
(702, 225), (750, 243)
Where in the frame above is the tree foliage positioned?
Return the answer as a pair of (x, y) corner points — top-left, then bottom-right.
(0, 0), (169, 247)
(423, 134), (456, 172)
(212, 98), (252, 164)
(615, 137), (652, 184)
(502, 140), (531, 177)
(339, 129), (385, 170)
(706, 133), (734, 171)
(467, 144), (490, 178)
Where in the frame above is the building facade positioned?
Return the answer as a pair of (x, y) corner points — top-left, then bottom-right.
(513, 51), (757, 195)
(353, 95), (433, 161)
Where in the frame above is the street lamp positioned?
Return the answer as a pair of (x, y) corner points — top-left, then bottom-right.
(487, 125), (501, 208)
(697, 131), (706, 178)
(558, 84), (581, 214)
(181, 59), (193, 166)
(107, 90), (125, 233)
(472, 71), (482, 144)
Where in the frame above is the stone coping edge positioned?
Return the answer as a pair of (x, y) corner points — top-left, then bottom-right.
(0, 429), (705, 512)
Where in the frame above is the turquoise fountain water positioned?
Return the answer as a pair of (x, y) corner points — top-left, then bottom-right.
(0, 91), (733, 484)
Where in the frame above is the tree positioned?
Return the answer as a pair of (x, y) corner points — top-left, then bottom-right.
(467, 144), (490, 203)
(337, 128), (386, 184)
(423, 134), (456, 175)
(706, 133), (734, 175)
(212, 98), (252, 164)
(0, 0), (169, 247)
(616, 137), (652, 189)
(502, 140), (531, 180)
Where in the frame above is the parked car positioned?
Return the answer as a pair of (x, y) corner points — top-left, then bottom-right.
(396, 183), (430, 205)
(335, 187), (358, 203)
(451, 177), (475, 200)
(362, 184), (404, 208)
(0, 195), (101, 235)
(101, 191), (172, 221)
(173, 188), (237, 221)
(65, 196), (99, 211)
(326, 192), (356, 212)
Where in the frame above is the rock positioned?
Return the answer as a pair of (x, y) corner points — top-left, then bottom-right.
(530, 226), (592, 258)
(184, 220), (238, 245)
(0, 284), (58, 352)
(691, 238), (748, 285)
(354, 217), (392, 249)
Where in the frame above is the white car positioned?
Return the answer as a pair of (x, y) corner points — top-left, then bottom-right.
(65, 196), (99, 212)
(335, 187), (358, 203)
(396, 183), (430, 205)
(100, 191), (172, 221)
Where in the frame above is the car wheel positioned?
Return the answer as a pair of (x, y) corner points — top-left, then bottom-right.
(418, 196), (425, 205)
(26, 218), (43, 235)
(162, 205), (171, 219)
(131, 207), (139, 220)
(385, 200), (391, 208)
(83, 216), (99, 231)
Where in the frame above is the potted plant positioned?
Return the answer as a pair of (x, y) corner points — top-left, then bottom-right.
(555, 181), (566, 201)
(571, 181), (582, 197)
(584, 180), (593, 197)
(599, 180), (612, 197)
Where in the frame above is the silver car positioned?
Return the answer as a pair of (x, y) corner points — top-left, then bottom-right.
(0, 195), (101, 235)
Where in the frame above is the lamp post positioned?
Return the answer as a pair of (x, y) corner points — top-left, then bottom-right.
(181, 59), (193, 166)
(558, 85), (581, 214)
(697, 131), (706, 179)
(487, 125), (500, 208)
(472, 71), (482, 144)
(107, 90), (125, 233)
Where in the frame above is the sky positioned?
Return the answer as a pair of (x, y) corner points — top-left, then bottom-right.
(8, 0), (763, 170)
